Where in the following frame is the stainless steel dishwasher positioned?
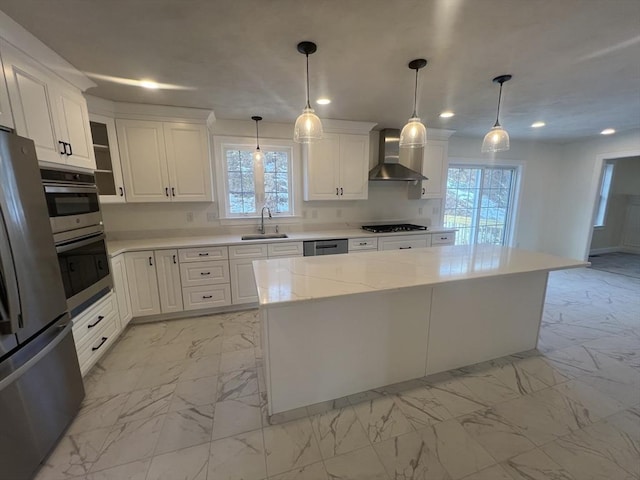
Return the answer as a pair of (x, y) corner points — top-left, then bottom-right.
(303, 239), (348, 256)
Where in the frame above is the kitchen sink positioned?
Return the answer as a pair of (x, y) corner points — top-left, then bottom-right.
(241, 233), (289, 240)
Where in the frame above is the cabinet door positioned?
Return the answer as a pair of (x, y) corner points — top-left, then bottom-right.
(420, 140), (448, 199)
(117, 119), (170, 202)
(163, 122), (212, 202)
(155, 249), (183, 313)
(303, 133), (340, 200)
(90, 114), (126, 203)
(110, 254), (132, 329)
(1, 40), (62, 164)
(378, 235), (430, 251)
(124, 251), (161, 317)
(0, 54), (14, 130)
(339, 134), (369, 200)
(230, 259), (259, 304)
(55, 86), (95, 170)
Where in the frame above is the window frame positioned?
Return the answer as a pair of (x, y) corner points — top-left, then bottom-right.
(593, 161), (615, 228)
(213, 135), (300, 221)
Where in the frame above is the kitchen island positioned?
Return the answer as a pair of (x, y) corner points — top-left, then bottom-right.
(253, 245), (587, 415)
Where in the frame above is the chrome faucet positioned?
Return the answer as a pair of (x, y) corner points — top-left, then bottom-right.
(259, 206), (272, 234)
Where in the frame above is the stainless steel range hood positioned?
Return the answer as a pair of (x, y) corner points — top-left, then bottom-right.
(369, 129), (427, 181)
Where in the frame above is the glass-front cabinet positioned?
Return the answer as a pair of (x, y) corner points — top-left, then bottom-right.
(89, 113), (126, 203)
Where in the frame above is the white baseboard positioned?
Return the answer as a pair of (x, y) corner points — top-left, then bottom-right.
(589, 247), (621, 256)
(621, 245), (640, 254)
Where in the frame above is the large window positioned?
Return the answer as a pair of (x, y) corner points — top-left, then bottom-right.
(444, 165), (518, 246)
(220, 142), (294, 218)
(594, 161), (614, 227)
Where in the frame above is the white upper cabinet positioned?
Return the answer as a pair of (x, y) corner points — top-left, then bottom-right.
(163, 122), (212, 202)
(408, 131), (454, 200)
(303, 120), (375, 201)
(0, 53), (14, 130)
(90, 113), (126, 203)
(117, 119), (170, 202)
(117, 119), (212, 203)
(1, 40), (96, 170)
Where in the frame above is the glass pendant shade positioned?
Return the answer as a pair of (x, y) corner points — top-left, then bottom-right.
(399, 117), (427, 148)
(253, 148), (265, 165)
(293, 106), (323, 143)
(481, 125), (510, 153)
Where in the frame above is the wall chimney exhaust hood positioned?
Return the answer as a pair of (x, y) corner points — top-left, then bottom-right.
(369, 129), (427, 181)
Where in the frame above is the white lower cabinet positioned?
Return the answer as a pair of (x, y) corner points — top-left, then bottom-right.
(180, 260), (230, 287)
(348, 237), (378, 252)
(183, 284), (231, 310)
(125, 251), (161, 317)
(111, 254), (132, 329)
(230, 259), (260, 304)
(72, 292), (120, 376)
(378, 234), (431, 251)
(155, 249), (183, 313)
(431, 232), (456, 246)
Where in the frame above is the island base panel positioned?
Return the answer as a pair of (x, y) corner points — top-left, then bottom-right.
(262, 287), (431, 415)
(426, 271), (548, 374)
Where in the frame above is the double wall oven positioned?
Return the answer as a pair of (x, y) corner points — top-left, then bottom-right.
(41, 169), (111, 314)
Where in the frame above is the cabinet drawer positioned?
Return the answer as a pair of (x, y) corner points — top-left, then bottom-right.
(76, 310), (118, 376)
(183, 284), (231, 310)
(178, 246), (228, 262)
(431, 232), (456, 245)
(267, 242), (303, 257)
(180, 260), (230, 287)
(378, 234), (430, 251)
(72, 292), (117, 344)
(229, 244), (268, 260)
(348, 237), (378, 251)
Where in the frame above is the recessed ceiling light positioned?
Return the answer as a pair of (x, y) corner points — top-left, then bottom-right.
(316, 98), (331, 105)
(531, 121), (545, 128)
(600, 128), (615, 135)
(139, 80), (159, 89)
(439, 111), (455, 118)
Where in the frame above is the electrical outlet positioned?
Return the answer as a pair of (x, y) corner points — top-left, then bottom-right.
(311, 210), (318, 219)
(418, 207), (423, 215)
(336, 209), (342, 218)
(206, 212), (217, 222)
(186, 212), (194, 222)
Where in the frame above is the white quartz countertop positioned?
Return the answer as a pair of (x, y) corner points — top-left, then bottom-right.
(106, 227), (456, 257)
(252, 245), (588, 306)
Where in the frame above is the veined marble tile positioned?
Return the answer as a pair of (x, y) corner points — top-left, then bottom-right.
(604, 406), (640, 441)
(393, 384), (453, 428)
(552, 379), (626, 419)
(219, 348), (257, 373)
(581, 334), (640, 370)
(147, 342), (192, 364)
(96, 346), (154, 372)
(269, 461), (328, 480)
(452, 369), (521, 406)
(158, 319), (223, 346)
(501, 448), (576, 480)
(323, 446), (389, 480)
(80, 459), (150, 480)
(459, 409), (536, 462)
(146, 443), (209, 480)
(510, 356), (572, 387)
(186, 334), (224, 359)
(306, 397), (351, 416)
(208, 429), (266, 480)
(212, 394), (262, 440)
(459, 464), (512, 480)
(263, 417), (322, 476)
(310, 405), (370, 459)
(179, 354), (221, 381)
(217, 368), (259, 401)
(221, 332), (256, 352)
(135, 359), (191, 389)
(418, 419), (495, 480)
(374, 430), (451, 480)
(352, 395), (413, 444)
(579, 363), (640, 407)
(268, 406), (309, 425)
(83, 367), (145, 399)
(67, 393), (129, 435)
(117, 384), (176, 423)
(113, 323), (168, 352)
(91, 415), (165, 472)
(170, 375), (218, 411)
(424, 373), (488, 417)
(543, 344), (619, 378)
(154, 404), (214, 455)
(35, 427), (111, 480)
(478, 359), (549, 395)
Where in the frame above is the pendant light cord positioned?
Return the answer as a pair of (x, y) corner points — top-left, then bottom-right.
(305, 53), (311, 109)
(255, 119), (260, 150)
(494, 81), (503, 127)
(412, 68), (419, 118)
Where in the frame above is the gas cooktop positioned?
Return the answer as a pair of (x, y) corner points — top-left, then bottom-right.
(361, 224), (428, 233)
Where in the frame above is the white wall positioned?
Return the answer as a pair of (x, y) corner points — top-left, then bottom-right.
(543, 130), (640, 259)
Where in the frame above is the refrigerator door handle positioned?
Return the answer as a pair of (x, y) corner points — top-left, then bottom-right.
(0, 322), (72, 391)
(0, 209), (21, 335)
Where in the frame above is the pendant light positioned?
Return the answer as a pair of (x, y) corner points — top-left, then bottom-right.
(293, 41), (323, 143)
(399, 59), (428, 149)
(481, 74), (512, 153)
(252, 116), (265, 164)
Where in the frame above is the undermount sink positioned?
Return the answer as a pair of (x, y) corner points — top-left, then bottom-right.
(241, 233), (289, 240)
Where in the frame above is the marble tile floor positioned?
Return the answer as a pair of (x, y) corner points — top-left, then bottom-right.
(34, 267), (639, 480)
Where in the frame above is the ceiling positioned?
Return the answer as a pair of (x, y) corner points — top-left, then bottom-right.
(1, 0), (639, 142)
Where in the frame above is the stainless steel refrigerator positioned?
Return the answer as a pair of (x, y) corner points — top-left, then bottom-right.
(0, 131), (85, 479)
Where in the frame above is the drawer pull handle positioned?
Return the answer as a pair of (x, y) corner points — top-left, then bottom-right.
(440, 237), (447, 240)
(359, 242), (367, 246)
(92, 337), (108, 351)
(399, 246), (412, 249)
(173, 255), (177, 264)
(202, 295), (213, 299)
(200, 271), (211, 276)
(88, 315), (104, 329)
(198, 253), (209, 257)
(149, 256), (153, 266)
